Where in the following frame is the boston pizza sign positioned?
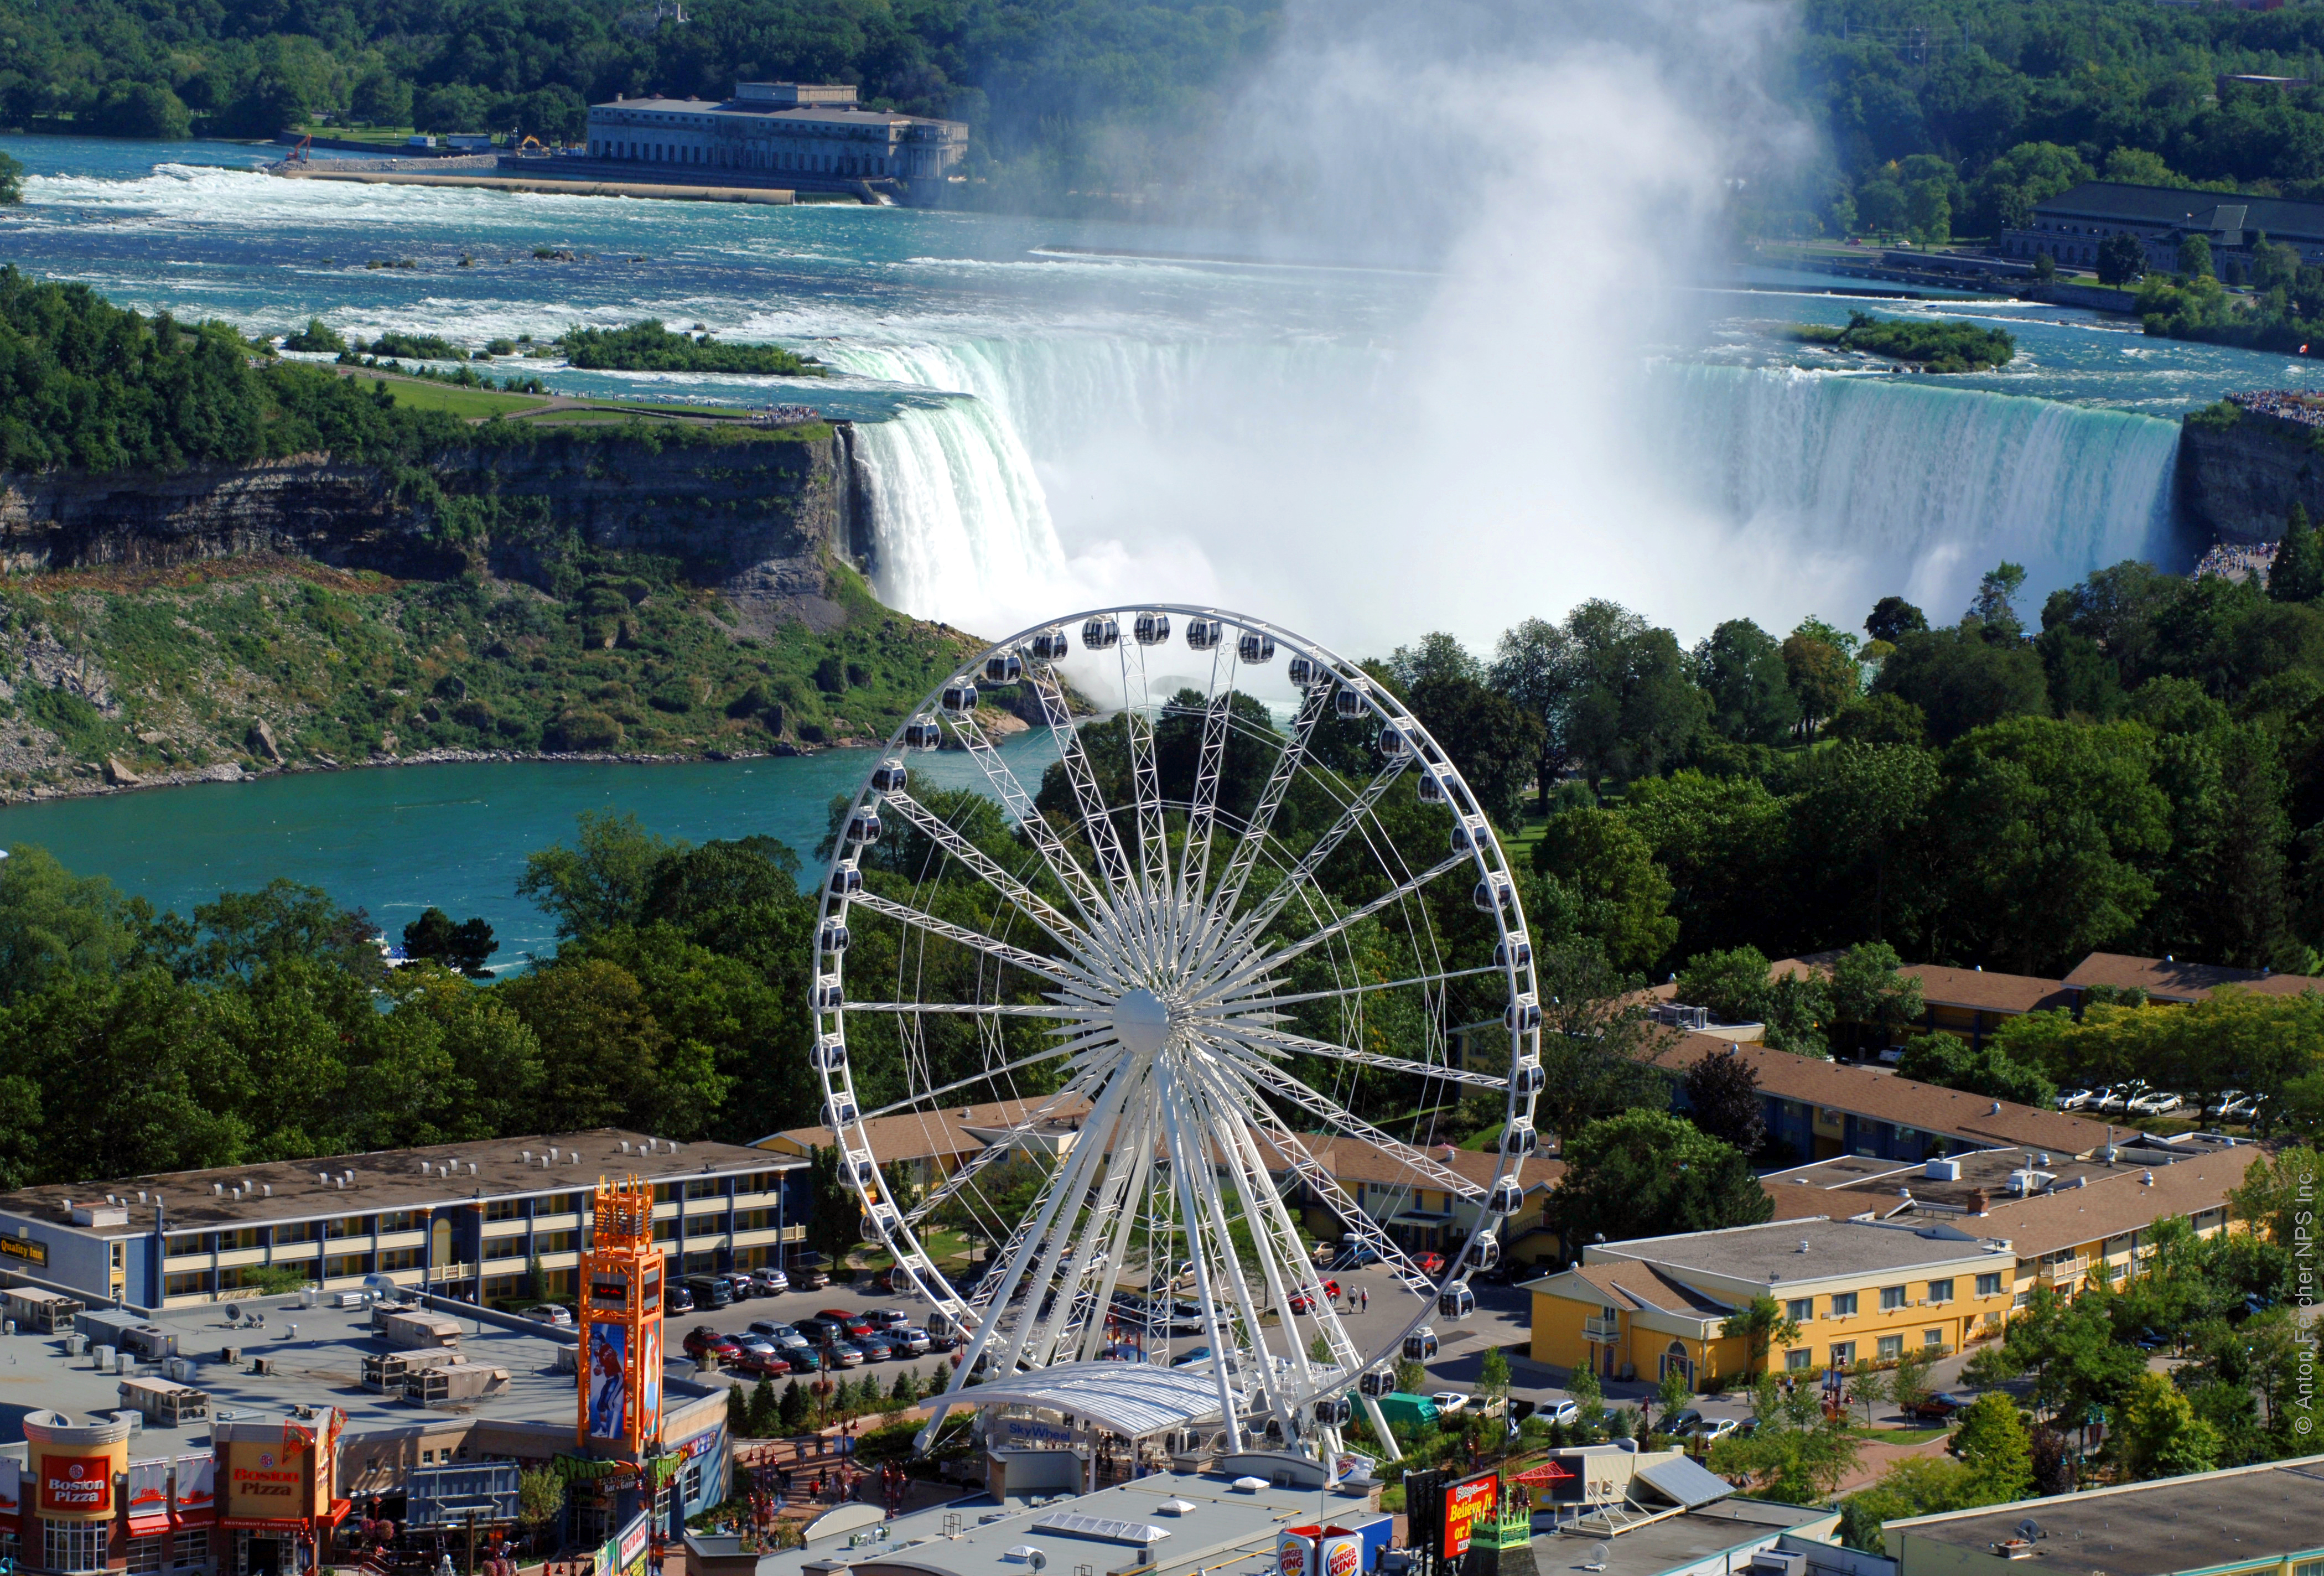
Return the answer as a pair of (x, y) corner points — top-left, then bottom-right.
(38, 1456), (111, 1515)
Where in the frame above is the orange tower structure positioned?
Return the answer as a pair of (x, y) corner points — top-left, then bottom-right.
(577, 1176), (665, 1452)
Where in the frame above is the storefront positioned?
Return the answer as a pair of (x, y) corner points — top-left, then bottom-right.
(24, 1409), (131, 1574)
(216, 1419), (347, 1576)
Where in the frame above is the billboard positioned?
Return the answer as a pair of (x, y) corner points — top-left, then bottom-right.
(1440, 1475), (1497, 1562)
(587, 1323), (630, 1440)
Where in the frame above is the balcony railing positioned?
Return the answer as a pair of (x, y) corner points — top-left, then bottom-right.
(1582, 1316), (1620, 1343)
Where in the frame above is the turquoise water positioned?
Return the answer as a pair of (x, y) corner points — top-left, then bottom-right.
(0, 735), (1060, 961)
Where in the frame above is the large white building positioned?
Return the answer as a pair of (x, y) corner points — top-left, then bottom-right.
(584, 81), (968, 189)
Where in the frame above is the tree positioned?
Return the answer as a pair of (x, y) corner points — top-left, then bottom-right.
(1782, 629), (1859, 735)
(1712, 1376), (1860, 1502)
(807, 1143), (864, 1261)
(1866, 596), (1929, 644)
(2271, 504), (2322, 605)
(1389, 631), (1483, 690)
(2177, 233), (2214, 279)
(402, 907), (496, 972)
(1874, 627), (2048, 744)
(0, 152), (21, 206)
(2098, 231), (2147, 287)
(748, 1377), (779, 1435)
(1950, 1393), (2032, 1500)
(1720, 1295), (1801, 1375)
(516, 1465), (564, 1539)
(1848, 1361), (1891, 1427)
(1395, 1356), (1427, 1394)
(2112, 1372), (2220, 1479)
(1479, 1346), (1514, 1417)
(1827, 941), (1927, 1053)
(1490, 617), (1585, 811)
(1838, 1457), (1979, 1551)
(1895, 1038), (2055, 1106)
(1692, 619), (1799, 745)
(1890, 1345), (1938, 1417)
(1655, 1362), (1692, 1424)
(1969, 562), (2030, 636)
(1408, 669), (1545, 830)
(891, 1366), (921, 1404)
(349, 68), (414, 127)
(727, 1383), (750, 1434)
(517, 811), (676, 942)
(1682, 1049), (1766, 1156)
(779, 1378), (808, 1433)
(1566, 1361), (1604, 1430)
(1531, 808), (1677, 971)
(1544, 1110), (1772, 1248)
(1562, 603), (1708, 792)
(497, 957), (722, 1135)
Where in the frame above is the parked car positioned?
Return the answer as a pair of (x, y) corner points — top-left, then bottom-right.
(1696, 1418), (1740, 1443)
(2203, 1090), (2248, 1119)
(522, 1304), (573, 1328)
(1288, 1282), (1341, 1314)
(793, 1316), (839, 1344)
(2092, 1086), (2130, 1114)
(682, 1327), (740, 1363)
(822, 1340), (867, 1368)
(789, 1252), (833, 1290)
(1665, 1408), (1705, 1436)
(2127, 1090), (2184, 1116)
(863, 1309), (912, 1331)
(727, 1332), (779, 1359)
(751, 1267), (790, 1295)
(892, 1326), (932, 1355)
(856, 1333), (899, 1362)
(1416, 1253), (1446, 1277)
(1907, 1392), (1970, 1421)
(747, 1319), (790, 1340)
(1541, 1398), (1580, 1425)
(2056, 1088), (2094, 1111)
(1431, 1392), (1469, 1417)
(818, 1309), (874, 1337)
(2219, 1093), (2263, 1122)
(1170, 1345), (1213, 1368)
(663, 1285), (694, 1315)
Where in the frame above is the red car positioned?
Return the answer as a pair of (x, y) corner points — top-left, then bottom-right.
(1288, 1279), (1344, 1314)
(682, 1326), (740, 1362)
(1417, 1253), (1446, 1277)
(817, 1309), (874, 1337)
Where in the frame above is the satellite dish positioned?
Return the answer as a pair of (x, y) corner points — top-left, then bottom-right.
(222, 1305), (241, 1325)
(1583, 1544), (1610, 1572)
(2017, 1520), (2042, 1540)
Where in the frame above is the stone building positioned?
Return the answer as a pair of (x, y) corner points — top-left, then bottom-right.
(2001, 179), (2324, 276)
(584, 82), (968, 194)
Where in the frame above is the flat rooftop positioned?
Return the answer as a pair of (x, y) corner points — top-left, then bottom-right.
(1532, 1501), (1832, 1576)
(0, 1295), (639, 1451)
(1887, 1457), (2324, 1575)
(0, 1128), (797, 1233)
(748, 1468), (1372, 1576)
(1594, 1217), (2007, 1287)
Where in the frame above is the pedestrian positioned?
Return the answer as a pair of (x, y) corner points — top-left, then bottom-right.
(1360, 1287), (1368, 1313)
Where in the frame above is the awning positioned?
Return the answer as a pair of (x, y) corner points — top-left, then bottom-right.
(962, 1360), (1227, 1437)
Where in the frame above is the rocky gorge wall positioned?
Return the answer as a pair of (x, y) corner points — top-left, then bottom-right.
(2178, 408), (2324, 545)
(0, 423), (878, 630)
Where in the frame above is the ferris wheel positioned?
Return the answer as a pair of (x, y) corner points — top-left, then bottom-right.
(808, 605), (1544, 1462)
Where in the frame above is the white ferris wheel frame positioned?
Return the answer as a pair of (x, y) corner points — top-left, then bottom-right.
(808, 605), (1544, 1460)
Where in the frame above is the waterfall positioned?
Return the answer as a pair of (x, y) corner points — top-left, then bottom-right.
(1646, 362), (2187, 608)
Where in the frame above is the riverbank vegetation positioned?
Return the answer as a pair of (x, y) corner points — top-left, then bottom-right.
(1792, 312), (2016, 372)
(558, 322), (826, 377)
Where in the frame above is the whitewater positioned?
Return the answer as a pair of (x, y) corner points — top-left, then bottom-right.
(0, 136), (2307, 646)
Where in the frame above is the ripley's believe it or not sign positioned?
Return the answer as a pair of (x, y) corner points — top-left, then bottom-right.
(1440, 1475), (1498, 1562)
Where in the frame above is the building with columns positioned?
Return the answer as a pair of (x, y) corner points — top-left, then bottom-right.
(0, 1131), (805, 1310)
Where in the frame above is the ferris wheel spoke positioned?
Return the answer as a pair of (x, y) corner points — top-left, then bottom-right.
(898, 1059), (1116, 1227)
(1204, 852), (1471, 1000)
(943, 703), (1115, 927)
(1025, 1080), (1155, 1368)
(1174, 1069), (1300, 1434)
(881, 789), (1090, 951)
(1118, 642), (1173, 906)
(1216, 962), (1498, 1013)
(1176, 690), (1233, 910)
(1238, 1107), (1435, 1297)
(1158, 1080), (1254, 1450)
(1208, 1044), (1487, 1201)
(1075, 1090), (1163, 1364)
(1216, 756), (1415, 963)
(1200, 1020), (1509, 1092)
(843, 1000), (1102, 1019)
(848, 891), (1092, 990)
(1025, 663), (1138, 900)
(1206, 684), (1330, 926)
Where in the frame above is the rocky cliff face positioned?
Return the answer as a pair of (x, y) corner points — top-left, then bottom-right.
(0, 424), (875, 632)
(2178, 410), (2324, 544)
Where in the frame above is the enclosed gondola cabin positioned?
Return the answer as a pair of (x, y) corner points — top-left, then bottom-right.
(940, 681), (979, 716)
(1186, 617), (1223, 650)
(1133, 611), (1171, 646)
(904, 716), (943, 750)
(1031, 629), (1071, 661)
(1438, 1282), (1475, 1320)
(1239, 631), (1277, 664)
(985, 654), (1023, 684)
(811, 1035), (847, 1071)
(828, 867), (862, 896)
(870, 759), (909, 793)
(1082, 616), (1120, 650)
(1404, 1328), (1439, 1362)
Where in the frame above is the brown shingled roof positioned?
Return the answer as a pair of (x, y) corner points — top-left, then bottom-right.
(1569, 1258), (1731, 1316)
(1902, 965), (2075, 1016)
(764, 1095), (1094, 1163)
(2064, 952), (2324, 1004)
(1654, 1035), (2115, 1154)
(1972, 1149), (2257, 1259)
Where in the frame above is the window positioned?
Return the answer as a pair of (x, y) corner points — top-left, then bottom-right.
(1828, 1341), (1855, 1369)
(1784, 1348), (1812, 1371)
(485, 1237), (526, 1262)
(1876, 1335), (1903, 1360)
(380, 1211), (421, 1233)
(1880, 1285), (1906, 1312)
(45, 1521), (107, 1573)
(324, 1253), (372, 1278)
(535, 1231), (576, 1254)
(1927, 1279), (1954, 1304)
(274, 1221), (314, 1244)
(485, 1199), (523, 1222)
(422, 1450), (436, 1465)
(378, 1248), (422, 1273)
(1785, 1298), (1813, 1323)
(1830, 1292), (1858, 1317)
(2292, 1562), (2323, 1576)
(324, 1216), (366, 1240)
(1975, 1273), (2003, 1297)
(129, 1536), (164, 1574)
(167, 1234), (204, 1257)
(172, 1531), (209, 1569)
(165, 1272), (209, 1297)
(1924, 1329), (1944, 1349)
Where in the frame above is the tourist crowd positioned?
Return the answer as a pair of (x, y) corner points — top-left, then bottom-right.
(2230, 389), (2324, 428)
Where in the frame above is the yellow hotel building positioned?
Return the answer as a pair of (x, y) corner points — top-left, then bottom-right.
(1524, 1217), (2015, 1387)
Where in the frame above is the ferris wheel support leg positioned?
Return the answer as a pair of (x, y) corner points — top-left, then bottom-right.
(1360, 1393), (1398, 1458)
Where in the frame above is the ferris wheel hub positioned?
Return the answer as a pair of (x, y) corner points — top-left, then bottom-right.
(1113, 986), (1175, 1056)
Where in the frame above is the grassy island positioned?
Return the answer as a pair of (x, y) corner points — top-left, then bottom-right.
(557, 321), (828, 377)
(1792, 312), (2016, 374)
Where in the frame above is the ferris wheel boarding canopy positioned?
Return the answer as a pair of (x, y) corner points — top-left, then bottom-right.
(966, 1360), (1234, 1438)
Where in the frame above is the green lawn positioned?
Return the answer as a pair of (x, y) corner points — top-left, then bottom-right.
(380, 380), (551, 418)
(1848, 1424), (1951, 1444)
